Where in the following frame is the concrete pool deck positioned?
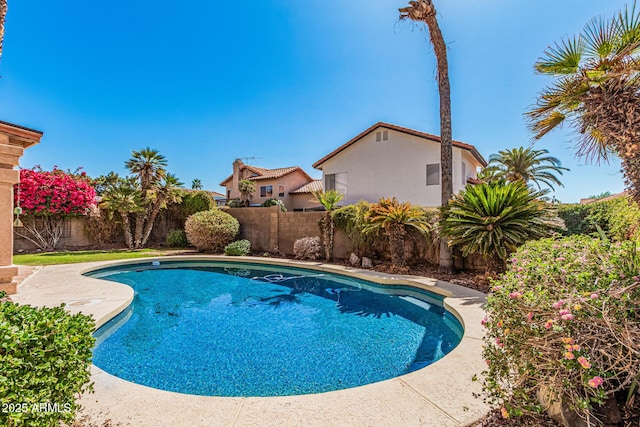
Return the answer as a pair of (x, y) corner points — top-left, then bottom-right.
(12, 256), (489, 427)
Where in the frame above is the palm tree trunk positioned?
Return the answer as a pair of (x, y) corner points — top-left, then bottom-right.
(140, 196), (166, 247)
(386, 223), (406, 270)
(400, 1), (454, 273)
(0, 0), (6, 61)
(120, 212), (134, 249)
(133, 211), (146, 249)
(323, 211), (333, 261)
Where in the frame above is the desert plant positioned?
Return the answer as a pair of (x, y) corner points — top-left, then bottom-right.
(481, 147), (568, 190)
(293, 236), (322, 260)
(363, 198), (431, 269)
(440, 181), (558, 273)
(0, 297), (95, 427)
(333, 201), (377, 257)
(482, 236), (640, 423)
(224, 239), (251, 256)
(313, 190), (344, 261)
(166, 229), (188, 247)
(238, 179), (255, 207)
(558, 196), (640, 242)
(184, 209), (239, 253)
(261, 198), (286, 212)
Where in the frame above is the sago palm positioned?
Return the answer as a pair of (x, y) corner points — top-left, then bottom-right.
(527, 2), (640, 200)
(440, 181), (557, 273)
(482, 147), (568, 190)
(313, 190), (344, 261)
(364, 198), (431, 269)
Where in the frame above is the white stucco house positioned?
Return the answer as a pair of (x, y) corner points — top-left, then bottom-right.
(312, 122), (487, 207)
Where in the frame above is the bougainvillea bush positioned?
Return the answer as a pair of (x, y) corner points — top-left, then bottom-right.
(482, 235), (640, 422)
(14, 167), (96, 250)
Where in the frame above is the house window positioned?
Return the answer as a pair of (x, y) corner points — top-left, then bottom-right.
(375, 131), (389, 141)
(260, 185), (273, 197)
(426, 164), (440, 186)
(325, 173), (347, 194)
(278, 185), (285, 198)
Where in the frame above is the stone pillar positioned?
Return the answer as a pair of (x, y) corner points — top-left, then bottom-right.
(0, 122), (43, 295)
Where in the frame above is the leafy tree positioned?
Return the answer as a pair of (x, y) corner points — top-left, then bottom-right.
(313, 190), (344, 261)
(238, 179), (256, 207)
(140, 173), (183, 246)
(364, 198), (431, 270)
(399, 0), (455, 273)
(482, 147), (568, 190)
(14, 167), (96, 251)
(440, 181), (558, 273)
(191, 178), (203, 190)
(527, 2), (640, 201)
(587, 191), (612, 200)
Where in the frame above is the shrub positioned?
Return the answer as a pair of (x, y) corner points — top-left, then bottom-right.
(227, 198), (243, 208)
(482, 236), (640, 422)
(224, 239), (251, 256)
(184, 209), (239, 252)
(440, 181), (560, 273)
(293, 237), (322, 260)
(0, 297), (95, 427)
(261, 199), (286, 212)
(166, 229), (188, 247)
(558, 196), (640, 242)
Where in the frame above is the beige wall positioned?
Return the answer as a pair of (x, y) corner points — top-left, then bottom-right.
(14, 218), (93, 252)
(318, 128), (482, 207)
(289, 193), (322, 211)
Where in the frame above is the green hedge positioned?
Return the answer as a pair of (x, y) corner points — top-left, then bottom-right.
(557, 197), (640, 241)
(0, 297), (95, 427)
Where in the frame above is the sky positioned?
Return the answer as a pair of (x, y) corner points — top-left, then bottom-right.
(0, 0), (631, 202)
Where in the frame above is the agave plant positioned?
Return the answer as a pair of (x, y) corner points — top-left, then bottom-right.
(440, 181), (558, 273)
(364, 198), (431, 270)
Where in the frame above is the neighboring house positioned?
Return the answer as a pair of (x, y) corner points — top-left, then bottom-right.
(288, 180), (323, 211)
(210, 191), (227, 207)
(579, 191), (628, 205)
(220, 159), (316, 210)
(312, 122), (487, 207)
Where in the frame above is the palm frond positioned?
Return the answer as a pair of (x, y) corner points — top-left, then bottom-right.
(535, 37), (583, 75)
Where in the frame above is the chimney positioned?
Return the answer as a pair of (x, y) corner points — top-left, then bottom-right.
(232, 159), (244, 197)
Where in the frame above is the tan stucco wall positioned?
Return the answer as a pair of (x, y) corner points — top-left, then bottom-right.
(318, 129), (482, 207)
(289, 193), (322, 211)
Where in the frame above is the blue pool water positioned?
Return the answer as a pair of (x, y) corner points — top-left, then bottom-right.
(87, 261), (463, 397)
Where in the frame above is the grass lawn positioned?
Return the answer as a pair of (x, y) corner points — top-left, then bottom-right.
(13, 249), (164, 266)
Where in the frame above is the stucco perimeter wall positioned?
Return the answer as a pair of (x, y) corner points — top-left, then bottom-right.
(227, 207), (353, 258)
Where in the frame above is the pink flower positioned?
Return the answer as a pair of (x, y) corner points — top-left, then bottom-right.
(480, 317), (487, 326)
(577, 357), (591, 369)
(501, 407), (509, 419)
(526, 312), (534, 322)
(517, 267), (524, 273)
(556, 257), (566, 261)
(561, 337), (574, 344)
(588, 376), (604, 388)
(561, 313), (574, 321)
(559, 309), (570, 316)
(564, 351), (575, 360)
(495, 337), (504, 348)
(553, 300), (565, 309)
(590, 293), (599, 299)
(545, 319), (554, 329)
(509, 291), (523, 299)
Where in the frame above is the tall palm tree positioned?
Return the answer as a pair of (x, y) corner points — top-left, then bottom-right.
(191, 178), (203, 190)
(140, 173), (183, 247)
(100, 179), (143, 249)
(527, 2), (640, 201)
(0, 0), (7, 61)
(482, 147), (569, 190)
(313, 190), (344, 261)
(125, 148), (167, 247)
(399, 0), (454, 273)
(364, 198), (431, 270)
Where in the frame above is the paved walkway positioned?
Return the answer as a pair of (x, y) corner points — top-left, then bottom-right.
(13, 256), (489, 427)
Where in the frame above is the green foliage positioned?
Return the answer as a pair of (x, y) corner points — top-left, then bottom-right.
(333, 201), (376, 256)
(0, 301), (95, 427)
(261, 199), (286, 212)
(166, 229), (188, 248)
(238, 180), (256, 207)
(181, 190), (213, 216)
(13, 249), (159, 266)
(184, 209), (239, 253)
(482, 236), (640, 421)
(558, 196), (640, 241)
(313, 190), (345, 261)
(312, 190), (344, 211)
(227, 198), (243, 208)
(440, 181), (559, 272)
(224, 239), (251, 256)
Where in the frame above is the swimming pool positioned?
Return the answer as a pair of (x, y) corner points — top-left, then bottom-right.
(87, 260), (463, 397)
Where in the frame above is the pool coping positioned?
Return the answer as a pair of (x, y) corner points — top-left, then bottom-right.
(12, 256), (489, 427)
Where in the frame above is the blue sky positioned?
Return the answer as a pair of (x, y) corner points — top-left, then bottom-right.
(0, 0), (630, 202)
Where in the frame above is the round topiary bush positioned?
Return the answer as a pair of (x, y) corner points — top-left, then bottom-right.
(185, 209), (239, 253)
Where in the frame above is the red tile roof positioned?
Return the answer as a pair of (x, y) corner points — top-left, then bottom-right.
(219, 165), (312, 186)
(289, 180), (323, 194)
(312, 122), (487, 169)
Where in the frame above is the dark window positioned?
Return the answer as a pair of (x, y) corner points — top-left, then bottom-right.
(376, 132), (381, 142)
(278, 185), (285, 198)
(260, 185), (273, 197)
(382, 130), (388, 140)
(325, 174), (336, 191)
(227, 190), (231, 199)
(426, 164), (440, 186)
